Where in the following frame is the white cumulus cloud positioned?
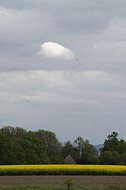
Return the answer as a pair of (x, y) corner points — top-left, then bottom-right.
(38, 42), (75, 60)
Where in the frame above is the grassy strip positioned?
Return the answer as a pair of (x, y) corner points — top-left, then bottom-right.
(1, 186), (126, 190)
(0, 165), (126, 176)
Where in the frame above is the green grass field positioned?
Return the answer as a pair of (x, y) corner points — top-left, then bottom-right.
(0, 186), (126, 190)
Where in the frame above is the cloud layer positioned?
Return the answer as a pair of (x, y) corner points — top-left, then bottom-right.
(0, 70), (125, 107)
(0, 1), (126, 144)
(0, 69), (126, 143)
(38, 42), (75, 60)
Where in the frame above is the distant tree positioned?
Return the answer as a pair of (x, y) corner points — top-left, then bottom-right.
(0, 133), (13, 164)
(29, 129), (63, 163)
(116, 139), (126, 154)
(81, 139), (98, 164)
(14, 126), (27, 137)
(100, 151), (120, 165)
(12, 135), (49, 164)
(120, 151), (126, 165)
(101, 132), (119, 152)
(22, 136), (49, 164)
(62, 141), (74, 158)
(76, 157), (90, 164)
(74, 136), (85, 157)
(74, 137), (98, 164)
(100, 132), (126, 165)
(0, 126), (15, 136)
(0, 126), (27, 137)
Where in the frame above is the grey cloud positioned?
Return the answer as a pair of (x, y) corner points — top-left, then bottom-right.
(1, 0), (126, 34)
(0, 70), (125, 106)
(1, 0), (126, 36)
(0, 69), (126, 144)
(0, 0), (126, 144)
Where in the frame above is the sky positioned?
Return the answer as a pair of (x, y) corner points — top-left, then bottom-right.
(0, 0), (126, 145)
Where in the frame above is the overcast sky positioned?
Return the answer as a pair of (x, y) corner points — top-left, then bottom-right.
(0, 0), (126, 144)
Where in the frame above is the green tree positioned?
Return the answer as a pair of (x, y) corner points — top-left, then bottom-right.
(82, 139), (98, 164)
(12, 136), (49, 164)
(0, 133), (13, 164)
(100, 132), (126, 165)
(29, 129), (63, 163)
(74, 137), (98, 164)
(62, 141), (74, 158)
(101, 132), (119, 152)
(23, 136), (49, 164)
(0, 126), (27, 137)
(74, 136), (84, 157)
(116, 139), (126, 154)
(0, 126), (15, 136)
(120, 151), (126, 165)
(100, 151), (120, 165)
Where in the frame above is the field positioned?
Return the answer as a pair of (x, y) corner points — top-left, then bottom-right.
(0, 176), (126, 187)
(1, 165), (126, 176)
(1, 186), (126, 190)
(0, 165), (126, 187)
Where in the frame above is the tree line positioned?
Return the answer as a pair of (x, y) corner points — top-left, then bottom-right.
(0, 126), (126, 165)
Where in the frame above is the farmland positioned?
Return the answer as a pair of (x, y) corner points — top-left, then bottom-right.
(0, 175), (126, 187)
(0, 165), (126, 187)
(1, 165), (126, 176)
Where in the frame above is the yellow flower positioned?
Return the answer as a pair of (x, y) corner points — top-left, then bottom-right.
(0, 164), (126, 175)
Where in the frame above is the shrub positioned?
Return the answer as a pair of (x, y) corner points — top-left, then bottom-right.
(64, 179), (74, 190)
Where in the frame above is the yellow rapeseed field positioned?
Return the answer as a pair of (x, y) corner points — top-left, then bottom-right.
(0, 164), (126, 175)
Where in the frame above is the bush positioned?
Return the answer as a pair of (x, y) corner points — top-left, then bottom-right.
(64, 179), (74, 190)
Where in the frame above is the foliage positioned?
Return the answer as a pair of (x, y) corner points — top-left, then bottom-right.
(12, 136), (49, 164)
(81, 139), (98, 163)
(100, 132), (126, 165)
(101, 132), (119, 152)
(74, 136), (84, 157)
(62, 141), (75, 158)
(1, 186), (126, 190)
(64, 179), (74, 190)
(0, 126), (27, 137)
(0, 126), (126, 165)
(120, 151), (126, 165)
(0, 126), (62, 164)
(74, 137), (98, 164)
(28, 129), (63, 164)
(100, 151), (120, 165)
(76, 157), (90, 164)
(0, 133), (13, 164)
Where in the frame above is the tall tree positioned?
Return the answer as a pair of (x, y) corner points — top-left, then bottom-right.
(11, 135), (49, 164)
(81, 139), (98, 163)
(28, 129), (63, 163)
(74, 136), (84, 157)
(0, 133), (13, 164)
(62, 141), (74, 158)
(100, 151), (120, 165)
(74, 137), (98, 164)
(0, 126), (27, 137)
(101, 132), (119, 152)
(100, 132), (126, 165)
